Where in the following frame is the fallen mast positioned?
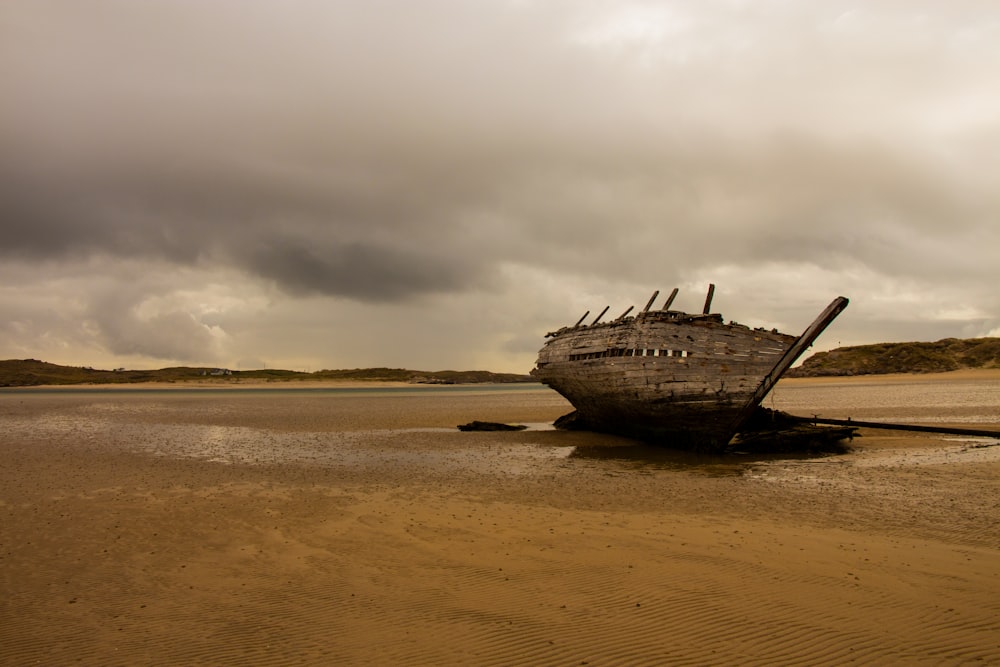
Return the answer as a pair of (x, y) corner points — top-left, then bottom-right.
(791, 416), (1000, 439)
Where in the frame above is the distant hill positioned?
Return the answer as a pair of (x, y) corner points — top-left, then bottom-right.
(789, 337), (1000, 377)
(0, 359), (533, 387)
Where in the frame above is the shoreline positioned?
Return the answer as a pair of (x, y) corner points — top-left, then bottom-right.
(8, 367), (1000, 391)
(3, 379), (496, 390)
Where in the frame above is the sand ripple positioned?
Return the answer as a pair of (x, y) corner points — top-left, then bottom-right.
(2, 382), (999, 665)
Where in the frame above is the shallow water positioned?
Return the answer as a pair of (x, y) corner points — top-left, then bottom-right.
(3, 379), (999, 478)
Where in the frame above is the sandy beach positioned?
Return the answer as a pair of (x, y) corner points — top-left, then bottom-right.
(2, 373), (999, 665)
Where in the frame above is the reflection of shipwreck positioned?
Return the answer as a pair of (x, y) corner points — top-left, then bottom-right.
(531, 285), (849, 452)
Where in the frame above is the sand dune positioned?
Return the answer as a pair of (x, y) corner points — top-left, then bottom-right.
(2, 377), (998, 665)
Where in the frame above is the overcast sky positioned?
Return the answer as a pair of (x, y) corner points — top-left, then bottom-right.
(2, 1), (998, 373)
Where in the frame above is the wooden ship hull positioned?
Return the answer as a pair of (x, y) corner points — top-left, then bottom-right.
(531, 286), (849, 451)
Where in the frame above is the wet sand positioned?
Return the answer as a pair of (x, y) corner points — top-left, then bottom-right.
(2, 374), (999, 665)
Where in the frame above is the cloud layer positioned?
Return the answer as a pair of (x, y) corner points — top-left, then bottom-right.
(2, 1), (998, 371)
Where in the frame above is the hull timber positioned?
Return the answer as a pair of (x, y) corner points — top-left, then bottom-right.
(531, 289), (849, 451)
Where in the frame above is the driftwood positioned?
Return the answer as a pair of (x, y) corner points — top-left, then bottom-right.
(457, 421), (528, 432)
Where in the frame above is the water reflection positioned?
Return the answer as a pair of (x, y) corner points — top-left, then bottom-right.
(570, 443), (742, 476)
(567, 441), (844, 477)
(9, 384), (996, 484)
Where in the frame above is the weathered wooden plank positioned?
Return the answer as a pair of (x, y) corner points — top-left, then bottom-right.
(614, 305), (635, 321)
(642, 290), (660, 313)
(661, 288), (679, 311)
(702, 283), (716, 314)
(795, 416), (1000, 438)
(591, 306), (610, 325)
(532, 290), (848, 451)
(726, 296), (850, 434)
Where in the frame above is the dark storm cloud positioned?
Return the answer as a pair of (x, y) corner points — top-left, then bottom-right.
(3, 1), (529, 298)
(242, 237), (478, 301)
(6, 2), (997, 287)
(2, 144), (490, 299)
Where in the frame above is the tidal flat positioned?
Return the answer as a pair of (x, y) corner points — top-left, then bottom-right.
(2, 373), (999, 665)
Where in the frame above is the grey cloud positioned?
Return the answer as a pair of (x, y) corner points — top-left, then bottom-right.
(2, 1), (998, 368)
(0, 261), (225, 364)
(240, 237), (483, 301)
(78, 270), (226, 362)
(97, 308), (220, 362)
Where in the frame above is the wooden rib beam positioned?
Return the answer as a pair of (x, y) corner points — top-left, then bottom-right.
(591, 306), (610, 326)
(702, 283), (716, 314)
(729, 296), (850, 434)
(661, 288), (679, 311)
(614, 306), (635, 321)
(642, 291), (660, 313)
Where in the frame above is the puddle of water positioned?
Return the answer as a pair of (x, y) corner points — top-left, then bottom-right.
(9, 393), (997, 482)
(743, 438), (1000, 490)
(853, 440), (1000, 468)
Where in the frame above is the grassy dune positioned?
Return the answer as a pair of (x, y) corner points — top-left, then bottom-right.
(0, 359), (532, 387)
(791, 337), (1000, 377)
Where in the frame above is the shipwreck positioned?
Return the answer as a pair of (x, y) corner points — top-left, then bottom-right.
(530, 285), (849, 452)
